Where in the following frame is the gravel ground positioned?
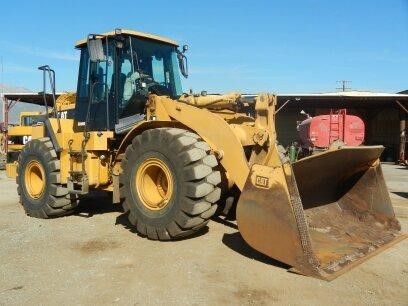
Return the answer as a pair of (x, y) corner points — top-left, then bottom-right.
(0, 164), (407, 305)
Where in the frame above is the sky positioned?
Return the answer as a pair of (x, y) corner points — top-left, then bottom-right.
(0, 0), (407, 94)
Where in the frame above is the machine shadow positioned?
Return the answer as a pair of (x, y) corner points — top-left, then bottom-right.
(211, 215), (239, 230)
(75, 192), (123, 217)
(392, 192), (408, 199)
(222, 231), (290, 270)
(114, 213), (136, 233)
(115, 212), (209, 240)
(75, 191), (209, 240)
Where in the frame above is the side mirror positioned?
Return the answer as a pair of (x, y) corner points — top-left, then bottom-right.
(177, 45), (189, 78)
(177, 53), (188, 78)
(88, 37), (105, 62)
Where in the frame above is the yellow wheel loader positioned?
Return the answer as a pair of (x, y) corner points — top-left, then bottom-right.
(5, 92), (76, 179)
(16, 29), (405, 280)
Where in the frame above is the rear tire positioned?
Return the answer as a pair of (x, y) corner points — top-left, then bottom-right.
(120, 128), (221, 240)
(16, 137), (76, 218)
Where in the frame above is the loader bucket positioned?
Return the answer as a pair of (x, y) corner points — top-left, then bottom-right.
(236, 145), (406, 280)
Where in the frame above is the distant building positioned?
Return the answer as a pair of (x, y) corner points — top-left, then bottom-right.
(275, 91), (408, 162)
(0, 84), (39, 123)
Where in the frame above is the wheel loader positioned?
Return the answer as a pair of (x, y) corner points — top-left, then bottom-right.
(16, 29), (405, 280)
(5, 91), (76, 179)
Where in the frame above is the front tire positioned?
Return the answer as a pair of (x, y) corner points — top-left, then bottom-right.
(16, 137), (76, 218)
(120, 128), (221, 240)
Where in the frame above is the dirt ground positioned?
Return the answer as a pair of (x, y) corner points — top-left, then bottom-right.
(0, 164), (407, 306)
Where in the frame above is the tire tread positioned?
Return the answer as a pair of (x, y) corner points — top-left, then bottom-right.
(16, 138), (75, 218)
(121, 128), (221, 240)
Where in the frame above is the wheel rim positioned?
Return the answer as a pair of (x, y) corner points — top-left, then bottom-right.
(25, 160), (46, 199)
(136, 157), (173, 211)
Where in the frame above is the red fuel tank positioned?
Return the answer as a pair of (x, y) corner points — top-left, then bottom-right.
(298, 110), (365, 149)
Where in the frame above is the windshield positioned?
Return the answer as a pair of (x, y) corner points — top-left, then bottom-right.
(117, 37), (183, 118)
(122, 37), (182, 96)
(21, 116), (34, 126)
(21, 115), (41, 126)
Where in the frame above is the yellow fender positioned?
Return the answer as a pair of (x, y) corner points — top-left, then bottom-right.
(115, 96), (250, 190)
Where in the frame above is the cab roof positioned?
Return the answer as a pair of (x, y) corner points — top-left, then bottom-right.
(75, 29), (178, 48)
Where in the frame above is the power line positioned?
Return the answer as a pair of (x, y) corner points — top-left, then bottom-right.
(336, 80), (351, 92)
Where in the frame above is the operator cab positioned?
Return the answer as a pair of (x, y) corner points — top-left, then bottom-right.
(74, 29), (187, 133)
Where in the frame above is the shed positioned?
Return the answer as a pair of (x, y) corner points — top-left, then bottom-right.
(275, 91), (408, 162)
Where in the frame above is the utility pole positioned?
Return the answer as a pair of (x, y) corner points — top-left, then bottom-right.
(336, 80), (351, 92)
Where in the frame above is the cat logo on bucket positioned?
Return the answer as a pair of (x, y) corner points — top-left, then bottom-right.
(255, 175), (269, 188)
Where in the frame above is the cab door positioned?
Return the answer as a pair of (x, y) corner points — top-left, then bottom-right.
(75, 39), (115, 131)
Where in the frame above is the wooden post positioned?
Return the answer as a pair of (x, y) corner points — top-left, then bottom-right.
(399, 110), (406, 163)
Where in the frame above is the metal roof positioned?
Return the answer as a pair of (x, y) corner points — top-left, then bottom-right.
(2, 93), (63, 107)
(275, 91), (408, 110)
(3, 90), (407, 112)
(75, 29), (178, 48)
(278, 90), (408, 98)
